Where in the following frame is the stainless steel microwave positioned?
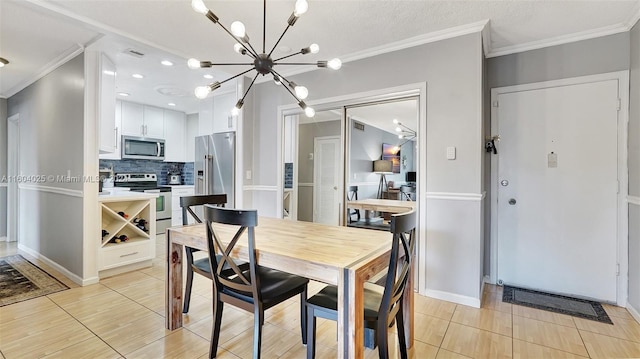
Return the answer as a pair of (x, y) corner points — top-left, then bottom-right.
(122, 136), (165, 160)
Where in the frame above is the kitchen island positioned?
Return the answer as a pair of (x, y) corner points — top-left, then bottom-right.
(98, 191), (158, 278)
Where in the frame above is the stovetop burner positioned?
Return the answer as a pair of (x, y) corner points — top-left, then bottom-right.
(114, 173), (172, 192)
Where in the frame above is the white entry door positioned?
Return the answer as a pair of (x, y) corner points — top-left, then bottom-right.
(495, 78), (620, 302)
(314, 136), (341, 226)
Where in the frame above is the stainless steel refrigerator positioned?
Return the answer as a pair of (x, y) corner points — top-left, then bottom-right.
(195, 132), (235, 208)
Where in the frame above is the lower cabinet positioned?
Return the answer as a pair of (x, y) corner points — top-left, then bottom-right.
(171, 186), (195, 226)
(99, 195), (157, 274)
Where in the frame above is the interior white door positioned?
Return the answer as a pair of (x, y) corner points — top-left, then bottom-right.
(496, 79), (619, 302)
(314, 136), (341, 226)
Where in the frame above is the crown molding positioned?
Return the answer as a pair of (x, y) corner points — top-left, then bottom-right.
(258, 19), (489, 83)
(487, 4), (640, 58)
(3, 43), (85, 98)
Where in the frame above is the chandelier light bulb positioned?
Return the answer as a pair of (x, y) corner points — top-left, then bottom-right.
(191, 0), (208, 14)
(294, 85), (309, 100)
(187, 58), (201, 69)
(395, 127), (402, 132)
(398, 134), (404, 139)
(273, 75), (282, 85)
(309, 43), (320, 54)
(393, 119), (399, 124)
(327, 58), (342, 70)
(305, 106), (315, 118)
(194, 86), (211, 99)
(230, 21), (246, 38)
(233, 43), (246, 54)
(294, 0), (309, 16)
(231, 107), (240, 116)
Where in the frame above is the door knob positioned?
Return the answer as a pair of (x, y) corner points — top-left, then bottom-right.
(508, 198), (516, 205)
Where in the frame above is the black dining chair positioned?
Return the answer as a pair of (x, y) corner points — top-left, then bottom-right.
(305, 210), (416, 359)
(347, 185), (361, 223)
(204, 206), (309, 359)
(181, 194), (245, 314)
(399, 185), (415, 201)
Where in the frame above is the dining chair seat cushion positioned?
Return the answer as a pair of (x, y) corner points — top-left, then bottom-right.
(222, 267), (309, 306)
(307, 283), (384, 321)
(193, 256), (248, 276)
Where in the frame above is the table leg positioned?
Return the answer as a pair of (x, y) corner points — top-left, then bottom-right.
(338, 267), (365, 358)
(166, 230), (183, 330)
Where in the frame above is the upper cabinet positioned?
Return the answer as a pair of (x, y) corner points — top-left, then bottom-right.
(213, 91), (236, 133)
(121, 102), (164, 138)
(99, 100), (123, 160)
(164, 109), (186, 162)
(98, 53), (117, 153)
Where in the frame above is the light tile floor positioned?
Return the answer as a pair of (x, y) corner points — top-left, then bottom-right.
(1, 239), (640, 358)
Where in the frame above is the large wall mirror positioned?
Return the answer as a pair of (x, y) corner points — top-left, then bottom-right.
(281, 97), (418, 230)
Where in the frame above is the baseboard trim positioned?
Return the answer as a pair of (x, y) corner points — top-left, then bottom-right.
(17, 244), (96, 286)
(0, 236), (6, 242)
(426, 289), (481, 308)
(627, 302), (640, 325)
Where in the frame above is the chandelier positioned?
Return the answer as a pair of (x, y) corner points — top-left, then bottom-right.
(393, 119), (416, 146)
(188, 0), (342, 118)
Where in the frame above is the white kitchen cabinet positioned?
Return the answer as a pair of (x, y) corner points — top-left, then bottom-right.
(213, 91), (236, 133)
(121, 101), (144, 136)
(98, 53), (117, 153)
(171, 186), (195, 226)
(186, 114), (198, 162)
(121, 102), (165, 138)
(144, 106), (165, 138)
(98, 194), (156, 276)
(164, 109), (186, 162)
(99, 100), (122, 160)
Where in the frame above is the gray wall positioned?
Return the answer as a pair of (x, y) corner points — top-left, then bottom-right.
(248, 33), (485, 302)
(297, 119), (341, 221)
(0, 98), (6, 237)
(7, 54), (85, 276)
(484, 32), (631, 275)
(629, 21), (640, 314)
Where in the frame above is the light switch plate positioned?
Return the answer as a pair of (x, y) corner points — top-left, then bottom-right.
(446, 146), (456, 160)
(246, 170), (252, 180)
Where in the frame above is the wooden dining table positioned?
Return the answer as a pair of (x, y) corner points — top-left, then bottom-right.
(165, 216), (414, 359)
(347, 199), (417, 224)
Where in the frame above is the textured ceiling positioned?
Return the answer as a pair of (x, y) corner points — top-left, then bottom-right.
(1, 0), (639, 116)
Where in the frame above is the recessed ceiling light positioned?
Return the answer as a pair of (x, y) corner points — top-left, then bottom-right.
(103, 70), (116, 76)
(161, 60), (173, 66)
(132, 73), (144, 79)
(0, 57), (9, 68)
(168, 103), (176, 107)
(117, 92), (130, 97)
(203, 74), (214, 79)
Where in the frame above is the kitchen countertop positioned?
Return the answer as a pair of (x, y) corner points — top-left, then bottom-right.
(165, 185), (194, 189)
(98, 191), (159, 202)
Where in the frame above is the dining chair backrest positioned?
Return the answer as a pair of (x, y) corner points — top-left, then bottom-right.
(399, 185), (414, 201)
(204, 206), (261, 301)
(348, 186), (358, 201)
(380, 210), (416, 329)
(180, 194), (227, 225)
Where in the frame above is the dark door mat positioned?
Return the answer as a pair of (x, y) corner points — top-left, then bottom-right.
(502, 285), (613, 324)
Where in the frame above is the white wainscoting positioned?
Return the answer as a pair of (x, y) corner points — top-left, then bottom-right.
(19, 184), (83, 197)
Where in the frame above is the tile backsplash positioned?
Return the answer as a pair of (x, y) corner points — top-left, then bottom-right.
(99, 159), (194, 185)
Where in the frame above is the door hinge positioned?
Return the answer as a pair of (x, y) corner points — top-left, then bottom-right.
(492, 101), (499, 108)
(616, 263), (620, 276)
(616, 98), (621, 111)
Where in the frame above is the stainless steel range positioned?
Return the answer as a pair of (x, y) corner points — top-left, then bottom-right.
(114, 173), (171, 235)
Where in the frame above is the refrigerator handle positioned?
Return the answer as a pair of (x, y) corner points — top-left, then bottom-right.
(203, 155), (208, 193)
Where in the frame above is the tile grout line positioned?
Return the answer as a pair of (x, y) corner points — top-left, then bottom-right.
(44, 292), (127, 358)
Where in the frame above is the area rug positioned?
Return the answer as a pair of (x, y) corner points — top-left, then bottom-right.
(502, 285), (612, 324)
(0, 255), (69, 306)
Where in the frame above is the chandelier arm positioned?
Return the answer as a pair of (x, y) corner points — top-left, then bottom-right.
(263, 0), (266, 54)
(245, 41), (260, 57)
(272, 52), (304, 62)
(267, 24), (292, 58)
(270, 70), (299, 100)
(240, 73), (260, 104)
(208, 63), (255, 66)
(216, 22), (260, 58)
(219, 68), (256, 85)
(274, 62), (322, 65)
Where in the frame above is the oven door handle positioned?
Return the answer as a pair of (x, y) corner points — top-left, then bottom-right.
(145, 189), (161, 193)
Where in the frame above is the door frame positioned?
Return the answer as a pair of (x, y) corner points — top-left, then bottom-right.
(7, 113), (20, 243)
(490, 71), (629, 306)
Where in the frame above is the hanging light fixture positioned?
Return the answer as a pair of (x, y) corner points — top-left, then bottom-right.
(392, 118), (416, 147)
(188, 0), (342, 118)
(0, 57), (9, 68)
